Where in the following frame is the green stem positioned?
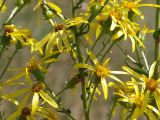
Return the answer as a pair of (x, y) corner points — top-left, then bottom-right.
(0, 0), (7, 12)
(154, 0), (160, 79)
(55, 87), (67, 97)
(87, 83), (97, 113)
(43, 82), (76, 120)
(96, 37), (111, 58)
(5, 6), (22, 24)
(100, 40), (117, 63)
(107, 99), (117, 120)
(85, 32), (104, 63)
(74, 29), (89, 119)
(78, 0), (109, 35)
(116, 43), (137, 64)
(0, 46), (4, 59)
(0, 48), (18, 80)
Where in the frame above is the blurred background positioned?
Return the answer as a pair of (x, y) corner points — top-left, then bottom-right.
(0, 0), (157, 120)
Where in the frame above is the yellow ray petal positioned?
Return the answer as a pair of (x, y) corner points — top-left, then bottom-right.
(39, 90), (58, 108)
(149, 61), (157, 79)
(31, 93), (39, 115)
(101, 77), (108, 100)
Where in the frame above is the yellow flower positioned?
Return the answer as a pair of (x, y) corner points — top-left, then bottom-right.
(34, 17), (88, 54)
(5, 55), (58, 85)
(7, 105), (59, 120)
(5, 81), (58, 120)
(3, 24), (37, 49)
(75, 50), (126, 99)
(121, 0), (160, 19)
(123, 61), (160, 117)
(115, 78), (160, 120)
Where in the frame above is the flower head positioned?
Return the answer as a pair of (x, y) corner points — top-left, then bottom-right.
(75, 50), (126, 99)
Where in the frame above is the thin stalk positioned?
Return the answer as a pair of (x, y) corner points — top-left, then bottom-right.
(96, 37), (111, 58)
(0, 0), (7, 12)
(0, 47), (4, 59)
(78, 0), (109, 35)
(135, 43), (142, 68)
(107, 99), (117, 120)
(5, 6), (22, 24)
(43, 82), (76, 120)
(87, 83), (97, 113)
(116, 43), (137, 64)
(0, 48), (18, 80)
(100, 41), (117, 63)
(55, 87), (67, 97)
(85, 32), (104, 63)
(154, 0), (160, 79)
(74, 31), (89, 119)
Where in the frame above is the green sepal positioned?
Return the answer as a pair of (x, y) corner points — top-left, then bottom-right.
(102, 17), (112, 33)
(32, 69), (45, 82)
(128, 10), (136, 21)
(1, 35), (11, 46)
(153, 28), (160, 39)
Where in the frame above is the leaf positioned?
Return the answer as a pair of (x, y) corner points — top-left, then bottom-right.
(39, 90), (58, 108)
(31, 93), (39, 115)
(149, 61), (157, 79)
(101, 77), (108, 100)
